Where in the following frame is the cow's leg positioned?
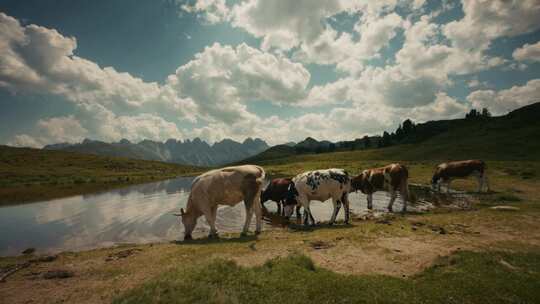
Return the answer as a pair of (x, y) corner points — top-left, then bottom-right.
(483, 174), (490, 192)
(253, 194), (263, 235)
(298, 197), (314, 226)
(476, 173), (483, 192)
(388, 189), (397, 213)
(342, 193), (350, 224)
(400, 186), (408, 213)
(329, 198), (341, 225)
(446, 179), (452, 193)
(277, 200), (282, 215)
(367, 193), (373, 210)
(200, 204), (218, 238)
(295, 205), (301, 218)
(241, 202), (254, 236)
(208, 205), (219, 238)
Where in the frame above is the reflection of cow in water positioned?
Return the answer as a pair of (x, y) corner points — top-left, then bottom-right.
(179, 165), (265, 240)
(261, 178), (300, 217)
(432, 160), (489, 193)
(351, 163), (410, 213)
(284, 169), (351, 226)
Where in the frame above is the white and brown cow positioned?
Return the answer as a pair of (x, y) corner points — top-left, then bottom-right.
(179, 165), (265, 240)
(284, 169), (351, 226)
(351, 163), (410, 213)
(431, 160), (489, 193)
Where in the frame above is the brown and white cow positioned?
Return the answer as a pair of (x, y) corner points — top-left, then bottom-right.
(431, 160), (489, 193)
(351, 163), (410, 213)
(261, 178), (300, 217)
(179, 165), (265, 240)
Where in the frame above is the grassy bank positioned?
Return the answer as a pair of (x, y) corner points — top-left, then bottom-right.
(0, 145), (204, 205)
(115, 250), (540, 304)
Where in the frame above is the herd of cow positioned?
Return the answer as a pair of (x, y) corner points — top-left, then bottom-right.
(179, 160), (489, 240)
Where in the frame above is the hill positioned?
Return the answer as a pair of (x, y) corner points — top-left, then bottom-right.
(241, 102), (540, 165)
(44, 137), (269, 167)
(0, 145), (203, 204)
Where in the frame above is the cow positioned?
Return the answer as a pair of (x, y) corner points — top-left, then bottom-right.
(283, 169), (351, 226)
(261, 178), (301, 217)
(351, 163), (410, 213)
(179, 165), (265, 240)
(431, 160), (489, 193)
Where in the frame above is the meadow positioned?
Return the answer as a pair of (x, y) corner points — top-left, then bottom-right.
(0, 145), (202, 205)
(1, 141), (539, 303)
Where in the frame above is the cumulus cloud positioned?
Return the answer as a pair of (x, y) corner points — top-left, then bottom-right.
(513, 41), (540, 62)
(231, 0), (343, 51)
(180, 0), (230, 24)
(168, 43), (310, 123)
(444, 0), (540, 53)
(467, 79), (540, 115)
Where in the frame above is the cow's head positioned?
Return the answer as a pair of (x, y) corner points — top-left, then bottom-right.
(350, 172), (367, 193)
(283, 183), (298, 218)
(179, 208), (196, 240)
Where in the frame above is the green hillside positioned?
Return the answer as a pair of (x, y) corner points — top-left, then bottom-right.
(243, 102), (540, 165)
(0, 145), (203, 204)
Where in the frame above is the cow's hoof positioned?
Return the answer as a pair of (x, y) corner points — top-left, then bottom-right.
(208, 233), (219, 239)
(184, 234), (192, 241)
(255, 230), (261, 235)
(240, 232), (248, 237)
(328, 221), (334, 226)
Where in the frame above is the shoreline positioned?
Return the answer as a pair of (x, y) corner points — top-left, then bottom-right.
(0, 173), (200, 207)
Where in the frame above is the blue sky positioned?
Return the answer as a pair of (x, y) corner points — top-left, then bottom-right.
(0, 0), (539, 147)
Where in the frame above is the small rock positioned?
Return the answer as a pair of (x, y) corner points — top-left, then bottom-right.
(42, 270), (73, 279)
(489, 206), (520, 211)
(309, 240), (333, 250)
(29, 255), (57, 263)
(22, 248), (35, 255)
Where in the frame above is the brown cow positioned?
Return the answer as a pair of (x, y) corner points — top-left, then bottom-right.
(432, 160), (489, 193)
(351, 163), (410, 213)
(261, 178), (300, 217)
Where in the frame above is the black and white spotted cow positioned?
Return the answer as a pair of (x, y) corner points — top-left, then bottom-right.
(284, 169), (351, 226)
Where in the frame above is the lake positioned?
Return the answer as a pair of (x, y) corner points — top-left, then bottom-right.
(0, 177), (412, 256)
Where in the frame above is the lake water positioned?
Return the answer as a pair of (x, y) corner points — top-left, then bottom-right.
(0, 177), (414, 256)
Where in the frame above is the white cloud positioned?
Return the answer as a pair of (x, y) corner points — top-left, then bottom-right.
(444, 0), (540, 53)
(231, 0), (343, 51)
(180, 0), (230, 24)
(168, 42), (310, 123)
(513, 41), (540, 62)
(467, 79), (540, 115)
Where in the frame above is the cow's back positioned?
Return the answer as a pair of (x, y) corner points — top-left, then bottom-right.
(191, 165), (265, 205)
(294, 169), (350, 201)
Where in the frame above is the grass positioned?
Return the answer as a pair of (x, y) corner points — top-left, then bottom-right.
(114, 250), (540, 304)
(0, 145), (204, 205)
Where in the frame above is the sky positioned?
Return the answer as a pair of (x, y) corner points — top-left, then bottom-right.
(0, 0), (539, 147)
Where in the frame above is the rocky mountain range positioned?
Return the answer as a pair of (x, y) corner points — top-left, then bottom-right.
(44, 137), (269, 167)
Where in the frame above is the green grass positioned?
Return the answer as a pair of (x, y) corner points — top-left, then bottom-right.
(0, 145), (204, 204)
(114, 250), (540, 304)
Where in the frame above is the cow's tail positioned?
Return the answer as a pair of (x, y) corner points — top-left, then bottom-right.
(256, 166), (266, 191)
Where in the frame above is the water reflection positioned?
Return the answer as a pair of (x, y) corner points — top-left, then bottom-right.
(0, 177), (412, 256)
